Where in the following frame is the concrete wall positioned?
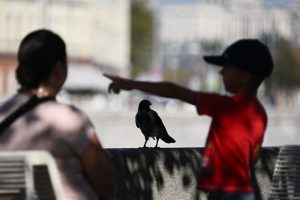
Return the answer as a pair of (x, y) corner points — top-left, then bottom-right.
(107, 147), (279, 200)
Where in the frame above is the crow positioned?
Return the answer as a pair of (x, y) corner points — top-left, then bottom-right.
(135, 99), (176, 148)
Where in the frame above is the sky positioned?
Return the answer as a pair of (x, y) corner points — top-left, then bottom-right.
(262, 0), (295, 7)
(155, 0), (295, 7)
(149, 0), (296, 15)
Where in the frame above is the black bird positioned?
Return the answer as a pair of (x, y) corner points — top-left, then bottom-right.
(135, 99), (176, 148)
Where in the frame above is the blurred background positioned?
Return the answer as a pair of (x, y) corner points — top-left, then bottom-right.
(0, 0), (299, 148)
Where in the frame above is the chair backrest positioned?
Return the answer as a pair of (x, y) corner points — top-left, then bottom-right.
(0, 151), (64, 200)
(268, 145), (300, 200)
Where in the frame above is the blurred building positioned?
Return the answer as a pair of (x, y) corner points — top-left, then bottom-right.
(0, 0), (130, 97)
(160, 0), (296, 45)
(156, 0), (300, 90)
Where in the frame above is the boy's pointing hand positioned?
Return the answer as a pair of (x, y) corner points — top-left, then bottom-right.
(103, 74), (121, 94)
(103, 74), (130, 94)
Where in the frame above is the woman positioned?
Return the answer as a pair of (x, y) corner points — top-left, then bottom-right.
(0, 29), (116, 200)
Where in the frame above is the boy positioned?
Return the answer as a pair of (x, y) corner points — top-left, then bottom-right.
(104, 39), (273, 200)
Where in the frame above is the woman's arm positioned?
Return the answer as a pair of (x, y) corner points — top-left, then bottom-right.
(79, 133), (116, 200)
(104, 74), (197, 105)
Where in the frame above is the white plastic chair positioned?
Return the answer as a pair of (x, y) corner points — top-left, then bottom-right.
(0, 151), (64, 200)
(268, 145), (300, 200)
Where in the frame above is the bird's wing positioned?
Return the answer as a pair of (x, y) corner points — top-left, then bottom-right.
(151, 109), (176, 143)
(135, 112), (144, 128)
(150, 110), (168, 134)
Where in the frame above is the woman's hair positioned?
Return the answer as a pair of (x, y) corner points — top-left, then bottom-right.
(16, 29), (67, 89)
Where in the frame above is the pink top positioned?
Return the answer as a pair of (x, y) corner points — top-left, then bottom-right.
(0, 93), (98, 200)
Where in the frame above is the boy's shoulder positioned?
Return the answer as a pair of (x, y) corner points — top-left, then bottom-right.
(196, 92), (232, 102)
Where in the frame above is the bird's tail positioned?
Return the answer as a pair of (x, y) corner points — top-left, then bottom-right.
(161, 134), (176, 143)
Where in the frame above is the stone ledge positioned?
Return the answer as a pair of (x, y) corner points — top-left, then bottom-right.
(107, 147), (279, 200)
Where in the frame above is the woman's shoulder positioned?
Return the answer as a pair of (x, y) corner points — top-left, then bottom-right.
(0, 93), (31, 119)
(36, 101), (93, 128)
(37, 101), (95, 137)
(39, 101), (88, 118)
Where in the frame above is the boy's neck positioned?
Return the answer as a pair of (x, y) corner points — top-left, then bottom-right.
(237, 86), (258, 97)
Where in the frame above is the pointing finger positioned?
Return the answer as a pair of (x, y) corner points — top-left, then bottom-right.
(108, 83), (120, 94)
(103, 73), (115, 80)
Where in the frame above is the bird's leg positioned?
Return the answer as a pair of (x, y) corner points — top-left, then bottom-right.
(143, 137), (149, 148)
(155, 137), (159, 148)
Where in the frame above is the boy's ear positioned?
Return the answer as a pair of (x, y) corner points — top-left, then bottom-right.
(242, 71), (252, 83)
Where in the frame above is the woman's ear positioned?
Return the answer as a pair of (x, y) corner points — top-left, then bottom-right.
(53, 61), (67, 78)
(53, 61), (62, 76)
(50, 61), (67, 89)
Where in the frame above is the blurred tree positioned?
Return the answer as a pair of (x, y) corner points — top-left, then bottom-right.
(130, 0), (154, 78)
(261, 34), (300, 104)
(273, 38), (300, 87)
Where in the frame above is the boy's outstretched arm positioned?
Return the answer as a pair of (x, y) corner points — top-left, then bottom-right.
(103, 74), (197, 105)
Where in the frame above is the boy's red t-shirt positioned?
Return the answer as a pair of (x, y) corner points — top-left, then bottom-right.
(195, 92), (267, 193)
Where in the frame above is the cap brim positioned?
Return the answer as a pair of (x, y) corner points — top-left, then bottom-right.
(203, 56), (228, 67)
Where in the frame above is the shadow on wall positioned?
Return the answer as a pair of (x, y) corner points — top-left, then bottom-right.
(251, 148), (279, 200)
(108, 148), (204, 200)
(108, 147), (279, 200)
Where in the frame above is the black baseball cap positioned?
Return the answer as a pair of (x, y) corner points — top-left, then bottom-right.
(203, 39), (274, 77)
